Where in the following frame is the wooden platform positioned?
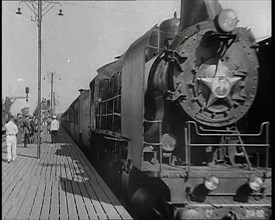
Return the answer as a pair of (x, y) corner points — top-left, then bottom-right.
(2, 127), (132, 220)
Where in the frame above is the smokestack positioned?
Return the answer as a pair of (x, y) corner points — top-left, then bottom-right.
(179, 0), (222, 32)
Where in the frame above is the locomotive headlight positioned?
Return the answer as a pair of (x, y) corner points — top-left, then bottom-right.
(216, 9), (238, 32)
(248, 175), (263, 191)
(204, 175), (220, 191)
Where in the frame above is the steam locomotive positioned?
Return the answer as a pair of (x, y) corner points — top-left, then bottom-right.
(61, 0), (271, 219)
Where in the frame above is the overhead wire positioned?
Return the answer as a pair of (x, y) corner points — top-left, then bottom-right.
(60, 1), (150, 16)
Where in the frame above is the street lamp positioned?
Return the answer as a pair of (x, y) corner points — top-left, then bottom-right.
(25, 86), (29, 102)
(16, 1), (63, 159)
(16, 7), (22, 15)
(58, 9), (64, 16)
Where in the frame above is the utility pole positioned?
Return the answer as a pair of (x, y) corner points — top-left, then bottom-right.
(16, 1), (63, 159)
(50, 72), (54, 118)
(37, 0), (42, 159)
(53, 92), (56, 115)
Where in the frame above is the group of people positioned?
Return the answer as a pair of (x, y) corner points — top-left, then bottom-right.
(4, 114), (60, 163)
(16, 114), (42, 147)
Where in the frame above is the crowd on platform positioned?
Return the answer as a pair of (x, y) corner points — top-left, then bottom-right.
(3, 113), (60, 163)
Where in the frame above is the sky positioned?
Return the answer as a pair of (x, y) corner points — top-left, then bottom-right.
(2, 0), (271, 116)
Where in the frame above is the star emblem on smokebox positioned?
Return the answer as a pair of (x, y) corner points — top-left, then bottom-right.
(200, 60), (241, 108)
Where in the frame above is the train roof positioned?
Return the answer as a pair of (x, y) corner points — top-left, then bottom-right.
(62, 89), (89, 116)
(96, 54), (125, 81)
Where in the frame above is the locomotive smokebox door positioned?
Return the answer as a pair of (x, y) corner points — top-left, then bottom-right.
(168, 24), (259, 127)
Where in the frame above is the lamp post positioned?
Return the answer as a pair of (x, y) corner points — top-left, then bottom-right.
(16, 1), (63, 158)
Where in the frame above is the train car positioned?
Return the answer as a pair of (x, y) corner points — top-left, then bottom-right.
(62, 89), (91, 147)
(61, 0), (271, 219)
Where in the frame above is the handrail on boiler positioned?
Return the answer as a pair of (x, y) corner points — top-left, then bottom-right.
(184, 121), (270, 173)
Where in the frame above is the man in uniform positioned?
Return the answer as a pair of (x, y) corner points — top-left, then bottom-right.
(50, 115), (60, 144)
(4, 115), (18, 163)
(23, 116), (31, 148)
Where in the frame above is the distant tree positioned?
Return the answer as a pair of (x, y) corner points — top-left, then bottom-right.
(2, 97), (13, 113)
(2, 97), (13, 123)
(33, 97), (50, 117)
(21, 107), (29, 116)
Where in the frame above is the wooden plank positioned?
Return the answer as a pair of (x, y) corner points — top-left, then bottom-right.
(77, 181), (99, 220)
(51, 146), (56, 181)
(29, 181), (46, 219)
(15, 179), (40, 219)
(62, 131), (127, 220)
(64, 179), (78, 219)
(65, 139), (121, 219)
(70, 144), (87, 183)
(2, 153), (24, 178)
(58, 145), (63, 180)
(2, 127), (132, 220)
(55, 145), (61, 181)
(60, 152), (67, 179)
(88, 179), (122, 220)
(69, 135), (132, 220)
(63, 146), (73, 180)
(2, 179), (25, 218)
(2, 157), (34, 204)
(50, 145), (57, 181)
(20, 156), (40, 182)
(66, 143), (81, 182)
(95, 176), (132, 220)
(45, 146), (54, 181)
(40, 180), (53, 219)
(65, 130), (132, 219)
(59, 180), (69, 220)
(38, 154), (48, 179)
(71, 181), (89, 219)
(45, 158), (53, 181)
(29, 155), (43, 178)
(2, 151), (33, 187)
(49, 180), (59, 220)
(2, 157), (28, 193)
(66, 146), (77, 181)
(83, 181), (108, 220)
(5, 179), (30, 219)
(33, 160), (43, 177)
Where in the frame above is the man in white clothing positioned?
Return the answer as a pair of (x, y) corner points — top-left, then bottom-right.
(50, 115), (60, 143)
(4, 115), (19, 163)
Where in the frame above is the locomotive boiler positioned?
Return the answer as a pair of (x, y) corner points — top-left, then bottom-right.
(61, 0), (271, 219)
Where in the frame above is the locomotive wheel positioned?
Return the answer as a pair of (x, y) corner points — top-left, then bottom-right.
(131, 188), (169, 220)
(111, 161), (125, 195)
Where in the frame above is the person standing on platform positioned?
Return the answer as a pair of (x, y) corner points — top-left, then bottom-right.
(32, 116), (39, 143)
(23, 117), (31, 148)
(16, 114), (24, 145)
(4, 115), (18, 163)
(29, 116), (35, 143)
(50, 115), (60, 144)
